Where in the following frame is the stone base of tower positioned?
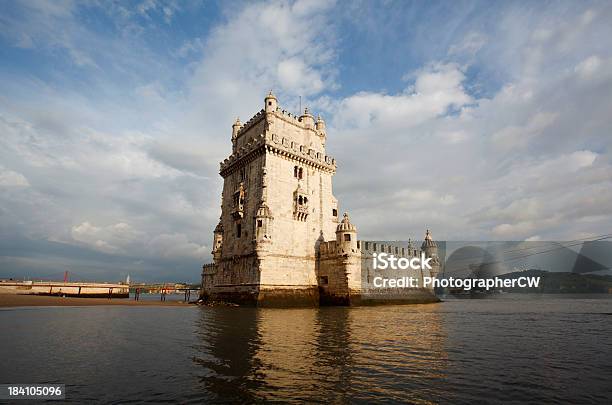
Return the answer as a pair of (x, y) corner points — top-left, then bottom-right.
(200, 284), (320, 307)
(200, 286), (440, 307)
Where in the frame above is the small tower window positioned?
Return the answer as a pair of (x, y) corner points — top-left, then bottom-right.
(268, 101), (272, 106)
(294, 166), (298, 178)
(236, 223), (242, 238)
(344, 234), (351, 242)
(332, 209), (338, 217)
(257, 220), (263, 228)
(298, 167), (303, 179)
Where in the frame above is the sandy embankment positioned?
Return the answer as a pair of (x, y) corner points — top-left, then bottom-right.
(0, 294), (197, 308)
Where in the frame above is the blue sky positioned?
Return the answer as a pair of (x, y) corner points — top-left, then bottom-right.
(1, 0), (611, 282)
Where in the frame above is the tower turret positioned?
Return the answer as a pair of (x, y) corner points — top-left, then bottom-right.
(232, 117), (242, 139)
(231, 117), (242, 152)
(336, 212), (358, 253)
(264, 90), (277, 113)
(421, 229), (440, 280)
(300, 107), (315, 129)
(315, 114), (326, 137)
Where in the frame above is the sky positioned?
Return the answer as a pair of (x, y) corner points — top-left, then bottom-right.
(1, 0), (611, 283)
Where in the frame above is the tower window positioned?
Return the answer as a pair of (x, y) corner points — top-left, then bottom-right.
(268, 101), (272, 106)
(332, 209), (337, 217)
(236, 223), (242, 238)
(344, 234), (351, 242)
(298, 167), (303, 179)
(257, 220), (263, 228)
(294, 166), (298, 178)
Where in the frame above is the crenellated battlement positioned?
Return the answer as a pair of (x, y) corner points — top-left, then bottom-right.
(318, 240), (423, 259)
(220, 129), (336, 176)
(360, 241), (422, 258)
(235, 103), (325, 142)
(235, 109), (266, 137)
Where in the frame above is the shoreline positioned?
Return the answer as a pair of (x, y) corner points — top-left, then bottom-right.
(0, 294), (197, 308)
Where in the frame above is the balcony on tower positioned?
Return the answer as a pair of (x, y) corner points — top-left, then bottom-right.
(293, 187), (309, 221)
(231, 182), (246, 219)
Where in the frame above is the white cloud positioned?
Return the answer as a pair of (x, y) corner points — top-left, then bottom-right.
(147, 233), (208, 260)
(448, 32), (488, 56)
(71, 221), (206, 259)
(187, 0), (336, 124)
(575, 55), (603, 79)
(334, 63), (471, 129)
(491, 111), (558, 150)
(0, 166), (29, 187)
(277, 57), (324, 96)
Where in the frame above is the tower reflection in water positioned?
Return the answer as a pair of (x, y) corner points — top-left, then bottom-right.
(193, 305), (447, 403)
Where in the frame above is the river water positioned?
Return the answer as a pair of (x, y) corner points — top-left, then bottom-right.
(1, 295), (611, 403)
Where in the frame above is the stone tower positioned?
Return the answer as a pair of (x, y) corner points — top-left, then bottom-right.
(201, 93), (440, 306)
(202, 92), (339, 305)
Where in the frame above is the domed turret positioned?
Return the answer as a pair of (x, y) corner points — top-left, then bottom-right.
(421, 229), (440, 281)
(315, 114), (326, 136)
(336, 212), (358, 253)
(336, 212), (356, 233)
(421, 229), (437, 249)
(231, 117), (242, 139)
(264, 90), (277, 113)
(300, 107), (315, 129)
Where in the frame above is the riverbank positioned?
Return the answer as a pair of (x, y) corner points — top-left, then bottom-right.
(0, 294), (196, 307)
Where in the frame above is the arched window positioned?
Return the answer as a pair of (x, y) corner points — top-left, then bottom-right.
(294, 166), (298, 178)
(298, 167), (303, 179)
